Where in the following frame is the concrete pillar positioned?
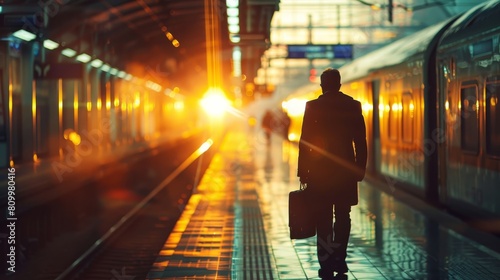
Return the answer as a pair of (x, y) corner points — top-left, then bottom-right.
(20, 42), (34, 163)
(47, 78), (59, 158)
(109, 77), (117, 144)
(80, 65), (91, 133)
(62, 80), (75, 132)
(89, 69), (99, 133)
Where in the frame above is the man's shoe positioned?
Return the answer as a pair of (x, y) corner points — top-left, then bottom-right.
(333, 259), (348, 274)
(318, 268), (334, 279)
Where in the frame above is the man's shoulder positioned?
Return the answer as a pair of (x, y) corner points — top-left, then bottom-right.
(340, 93), (362, 107)
(307, 93), (361, 107)
(305, 98), (322, 109)
(306, 98), (320, 104)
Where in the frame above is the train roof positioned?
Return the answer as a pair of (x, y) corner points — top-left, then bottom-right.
(439, 0), (500, 48)
(339, 19), (454, 83)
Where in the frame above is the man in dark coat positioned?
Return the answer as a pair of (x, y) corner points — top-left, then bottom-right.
(297, 68), (367, 279)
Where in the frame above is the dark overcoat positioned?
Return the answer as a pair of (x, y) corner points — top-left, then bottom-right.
(297, 92), (367, 205)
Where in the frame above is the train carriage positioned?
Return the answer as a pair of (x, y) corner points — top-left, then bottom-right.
(338, 19), (456, 199)
(285, 0), (500, 223)
(436, 1), (500, 217)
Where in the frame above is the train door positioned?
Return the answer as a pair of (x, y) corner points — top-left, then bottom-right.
(371, 79), (381, 173)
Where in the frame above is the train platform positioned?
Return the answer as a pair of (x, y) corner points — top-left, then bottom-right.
(146, 121), (500, 280)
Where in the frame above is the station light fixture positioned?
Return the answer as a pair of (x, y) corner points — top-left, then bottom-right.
(232, 47), (242, 77)
(228, 17), (239, 25)
(162, 27), (181, 48)
(76, 53), (91, 63)
(118, 71), (126, 78)
(230, 34), (240, 43)
(228, 25), (240, 34)
(227, 7), (239, 17)
(226, 0), (240, 43)
(109, 67), (118, 75)
(101, 64), (111, 72)
(90, 59), (103, 68)
(12, 29), (36, 41)
(125, 74), (132, 81)
(226, 0), (238, 8)
(145, 80), (162, 92)
(61, 48), (77, 57)
(43, 39), (59, 50)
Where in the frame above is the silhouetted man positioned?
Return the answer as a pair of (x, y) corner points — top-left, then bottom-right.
(297, 68), (367, 279)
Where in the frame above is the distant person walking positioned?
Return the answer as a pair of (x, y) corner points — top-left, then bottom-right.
(297, 68), (367, 279)
(261, 109), (291, 142)
(275, 109), (291, 141)
(262, 110), (274, 143)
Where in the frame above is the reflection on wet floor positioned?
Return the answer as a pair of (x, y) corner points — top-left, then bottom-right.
(253, 129), (500, 280)
(147, 125), (500, 279)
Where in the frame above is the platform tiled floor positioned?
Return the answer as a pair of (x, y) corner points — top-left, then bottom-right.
(147, 121), (500, 279)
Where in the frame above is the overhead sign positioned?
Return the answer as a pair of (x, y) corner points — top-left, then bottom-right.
(287, 44), (353, 59)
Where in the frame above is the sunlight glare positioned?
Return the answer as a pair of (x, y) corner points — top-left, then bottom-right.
(200, 88), (231, 117)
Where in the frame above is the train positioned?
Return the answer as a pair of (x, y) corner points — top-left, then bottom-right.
(283, 0), (500, 226)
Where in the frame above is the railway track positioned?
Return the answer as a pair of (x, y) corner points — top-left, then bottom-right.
(8, 135), (218, 280)
(57, 139), (215, 280)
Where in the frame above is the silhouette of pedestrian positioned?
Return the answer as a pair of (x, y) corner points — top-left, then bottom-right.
(277, 109), (291, 141)
(297, 68), (367, 279)
(262, 110), (274, 144)
(262, 109), (291, 143)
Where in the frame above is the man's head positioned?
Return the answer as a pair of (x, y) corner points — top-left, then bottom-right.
(320, 68), (341, 92)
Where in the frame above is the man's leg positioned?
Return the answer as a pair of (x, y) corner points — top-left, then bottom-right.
(315, 199), (334, 278)
(333, 204), (351, 273)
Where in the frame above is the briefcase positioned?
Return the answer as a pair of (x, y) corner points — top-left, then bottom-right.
(289, 183), (316, 239)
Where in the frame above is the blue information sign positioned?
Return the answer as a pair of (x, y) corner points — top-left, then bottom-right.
(287, 44), (353, 59)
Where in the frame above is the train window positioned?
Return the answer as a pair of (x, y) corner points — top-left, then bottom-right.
(388, 95), (399, 141)
(402, 93), (414, 143)
(460, 82), (479, 153)
(472, 40), (493, 58)
(486, 78), (500, 156)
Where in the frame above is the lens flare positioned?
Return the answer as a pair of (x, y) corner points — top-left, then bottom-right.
(200, 88), (231, 117)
